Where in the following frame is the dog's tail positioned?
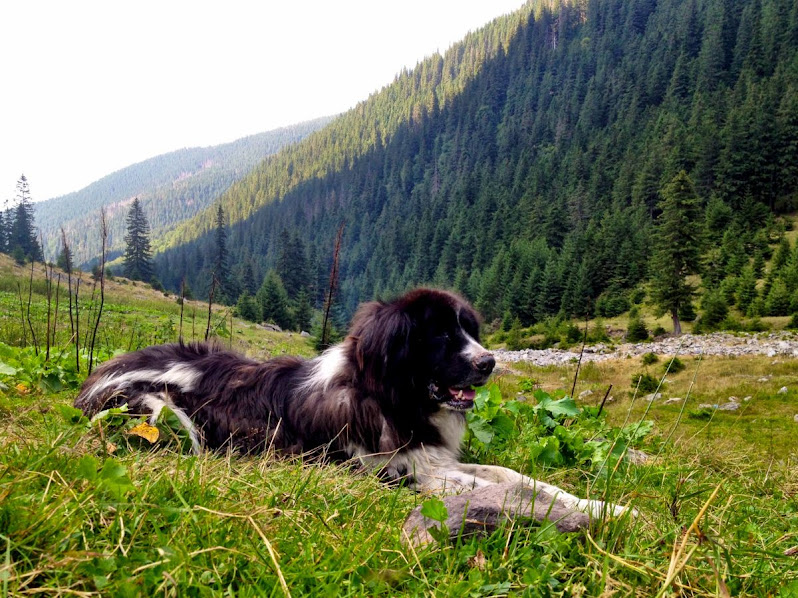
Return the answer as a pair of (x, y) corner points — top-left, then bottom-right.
(73, 343), (204, 418)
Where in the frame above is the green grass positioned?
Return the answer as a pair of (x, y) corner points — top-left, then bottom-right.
(1, 256), (797, 596)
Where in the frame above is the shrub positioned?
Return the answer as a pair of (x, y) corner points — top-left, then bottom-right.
(719, 316), (743, 331)
(506, 318), (524, 351)
(699, 288), (728, 330)
(587, 319), (610, 343)
(236, 292), (261, 323)
(595, 291), (629, 318)
(663, 356), (685, 374)
(641, 352), (659, 366)
(631, 372), (659, 393)
(626, 318), (649, 342)
(630, 287), (646, 305)
(652, 325), (667, 337)
(565, 324), (583, 344)
(742, 317), (769, 332)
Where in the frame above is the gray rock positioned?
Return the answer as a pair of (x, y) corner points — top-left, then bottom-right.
(794, 414), (798, 423)
(261, 323), (282, 332)
(578, 389), (594, 399)
(743, 396), (752, 402)
(664, 397), (682, 405)
(402, 482), (590, 547)
(717, 402), (740, 411)
(300, 331), (311, 337)
(698, 403), (717, 410)
(644, 392), (662, 401)
(757, 377), (771, 382)
(728, 396), (739, 403)
(625, 448), (650, 465)
(778, 387), (789, 394)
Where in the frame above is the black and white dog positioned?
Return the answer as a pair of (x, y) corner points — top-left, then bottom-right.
(75, 288), (629, 517)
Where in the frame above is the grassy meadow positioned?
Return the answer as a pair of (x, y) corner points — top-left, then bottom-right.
(1, 255), (797, 597)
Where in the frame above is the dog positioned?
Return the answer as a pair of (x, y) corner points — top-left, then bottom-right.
(75, 288), (629, 518)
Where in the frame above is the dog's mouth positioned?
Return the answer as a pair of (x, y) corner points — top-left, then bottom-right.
(428, 383), (477, 411)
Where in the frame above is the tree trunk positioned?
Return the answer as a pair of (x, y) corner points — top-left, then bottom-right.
(671, 309), (682, 335)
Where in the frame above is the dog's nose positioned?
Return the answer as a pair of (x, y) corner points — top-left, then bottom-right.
(473, 352), (495, 375)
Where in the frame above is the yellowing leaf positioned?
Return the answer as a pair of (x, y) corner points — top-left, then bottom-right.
(15, 383), (29, 394)
(129, 422), (160, 444)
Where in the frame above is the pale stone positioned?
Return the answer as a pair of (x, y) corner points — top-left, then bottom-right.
(402, 482), (590, 548)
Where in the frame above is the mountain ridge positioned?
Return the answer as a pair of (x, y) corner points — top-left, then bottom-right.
(35, 116), (333, 265)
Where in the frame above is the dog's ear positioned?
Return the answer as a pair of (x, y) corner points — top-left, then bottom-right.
(349, 301), (412, 395)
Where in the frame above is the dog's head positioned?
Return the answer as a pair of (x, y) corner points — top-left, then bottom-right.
(348, 288), (495, 411)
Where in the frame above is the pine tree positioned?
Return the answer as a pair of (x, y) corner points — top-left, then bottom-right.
(0, 209), (8, 254)
(9, 175), (43, 262)
(276, 229), (309, 300)
(56, 241), (73, 272)
(123, 198), (154, 283)
(650, 171), (703, 334)
(213, 203), (234, 302)
(737, 266), (758, 313)
(292, 289), (313, 332)
(257, 270), (293, 329)
(235, 291), (261, 322)
(765, 278), (791, 316)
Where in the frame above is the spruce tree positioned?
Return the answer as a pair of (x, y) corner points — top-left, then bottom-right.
(213, 203), (234, 302)
(235, 291), (261, 322)
(9, 175), (43, 262)
(650, 171), (703, 334)
(276, 230), (309, 300)
(123, 198), (154, 283)
(257, 270), (293, 329)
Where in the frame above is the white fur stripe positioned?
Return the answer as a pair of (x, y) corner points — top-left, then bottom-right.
(141, 392), (201, 454)
(460, 330), (488, 361)
(83, 363), (201, 402)
(301, 345), (347, 391)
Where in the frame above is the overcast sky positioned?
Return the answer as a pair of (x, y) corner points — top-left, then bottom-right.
(0, 0), (525, 203)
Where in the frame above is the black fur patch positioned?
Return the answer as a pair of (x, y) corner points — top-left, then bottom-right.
(74, 288), (495, 467)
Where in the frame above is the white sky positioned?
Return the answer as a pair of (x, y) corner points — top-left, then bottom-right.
(1, 0), (525, 203)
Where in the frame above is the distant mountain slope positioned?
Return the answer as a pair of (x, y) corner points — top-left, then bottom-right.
(155, 0), (798, 323)
(35, 116), (332, 265)
(152, 4), (535, 253)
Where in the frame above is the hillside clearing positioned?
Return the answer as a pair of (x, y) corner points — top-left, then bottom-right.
(0, 256), (797, 596)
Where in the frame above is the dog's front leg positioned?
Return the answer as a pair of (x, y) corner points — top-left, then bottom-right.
(444, 463), (633, 519)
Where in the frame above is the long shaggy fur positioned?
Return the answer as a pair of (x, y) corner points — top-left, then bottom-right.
(76, 289), (492, 479)
(74, 288), (633, 516)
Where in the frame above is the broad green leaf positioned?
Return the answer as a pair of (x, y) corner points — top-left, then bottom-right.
(38, 372), (64, 393)
(57, 404), (87, 424)
(77, 455), (99, 481)
(420, 497), (448, 523)
(98, 459), (136, 498)
(0, 361), (17, 376)
(490, 413), (517, 440)
(536, 436), (563, 466)
(467, 417), (495, 446)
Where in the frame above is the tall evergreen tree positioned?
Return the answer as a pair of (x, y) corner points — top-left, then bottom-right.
(9, 175), (43, 262)
(650, 171), (704, 334)
(213, 203), (234, 302)
(0, 209), (6, 254)
(276, 229), (309, 299)
(123, 198), (154, 283)
(256, 270), (293, 329)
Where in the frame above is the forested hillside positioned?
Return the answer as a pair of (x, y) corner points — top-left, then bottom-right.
(154, 0), (798, 325)
(35, 117), (332, 265)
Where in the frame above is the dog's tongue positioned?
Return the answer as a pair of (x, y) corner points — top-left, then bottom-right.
(448, 387), (476, 402)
